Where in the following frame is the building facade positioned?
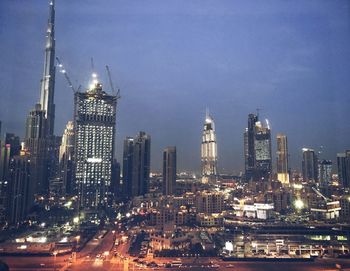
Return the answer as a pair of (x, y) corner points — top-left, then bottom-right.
(276, 133), (289, 185)
(201, 111), (218, 184)
(318, 160), (332, 187)
(254, 120), (272, 180)
(162, 146), (176, 196)
(59, 121), (74, 194)
(302, 148), (318, 183)
(337, 152), (350, 189)
(74, 82), (117, 208)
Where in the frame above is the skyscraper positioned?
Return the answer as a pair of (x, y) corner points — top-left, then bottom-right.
(131, 132), (151, 197)
(74, 80), (117, 208)
(25, 0), (57, 195)
(337, 151), (350, 188)
(163, 146), (176, 196)
(122, 137), (134, 200)
(201, 110), (217, 184)
(302, 148), (318, 182)
(245, 114), (258, 181)
(318, 160), (332, 187)
(25, 105), (50, 194)
(59, 121), (74, 194)
(40, 0), (56, 136)
(276, 133), (289, 185)
(122, 132), (151, 199)
(254, 120), (272, 180)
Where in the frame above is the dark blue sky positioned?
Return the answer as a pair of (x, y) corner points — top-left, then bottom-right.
(0, 0), (349, 173)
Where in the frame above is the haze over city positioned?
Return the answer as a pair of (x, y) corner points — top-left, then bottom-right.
(1, 0), (349, 172)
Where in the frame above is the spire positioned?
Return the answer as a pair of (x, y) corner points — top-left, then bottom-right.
(39, 0), (56, 136)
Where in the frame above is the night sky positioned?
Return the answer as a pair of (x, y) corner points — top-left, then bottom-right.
(0, 1), (349, 174)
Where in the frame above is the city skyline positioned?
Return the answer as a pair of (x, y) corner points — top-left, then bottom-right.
(1, 1), (350, 173)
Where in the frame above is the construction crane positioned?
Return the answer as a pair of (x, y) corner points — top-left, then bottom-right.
(56, 57), (80, 93)
(105, 65), (121, 99)
(312, 187), (329, 202)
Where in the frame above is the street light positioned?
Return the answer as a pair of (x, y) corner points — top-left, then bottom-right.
(294, 199), (304, 210)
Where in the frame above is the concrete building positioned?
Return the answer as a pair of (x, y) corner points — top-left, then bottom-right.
(7, 150), (33, 225)
(195, 190), (224, 214)
(74, 80), (117, 208)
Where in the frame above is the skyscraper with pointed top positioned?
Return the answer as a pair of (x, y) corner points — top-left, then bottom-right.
(25, 0), (57, 194)
(40, 0), (56, 136)
(201, 110), (218, 184)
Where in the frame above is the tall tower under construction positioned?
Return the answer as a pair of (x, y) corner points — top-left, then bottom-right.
(74, 78), (117, 208)
(201, 110), (218, 184)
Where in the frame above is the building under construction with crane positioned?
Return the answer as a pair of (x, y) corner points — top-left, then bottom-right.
(73, 74), (118, 209)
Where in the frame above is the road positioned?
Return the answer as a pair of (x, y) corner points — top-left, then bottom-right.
(2, 230), (350, 271)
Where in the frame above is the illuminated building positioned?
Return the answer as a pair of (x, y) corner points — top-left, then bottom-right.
(245, 113), (258, 181)
(254, 120), (272, 180)
(201, 110), (217, 183)
(276, 133), (289, 185)
(162, 146), (176, 196)
(337, 151), (350, 188)
(40, 0), (56, 136)
(318, 160), (332, 187)
(74, 80), (117, 208)
(195, 190), (224, 214)
(302, 148), (318, 182)
(59, 121), (74, 194)
(25, 1), (57, 195)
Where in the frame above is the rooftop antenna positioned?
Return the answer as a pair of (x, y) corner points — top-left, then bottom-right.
(256, 108), (262, 118)
(206, 107), (209, 119)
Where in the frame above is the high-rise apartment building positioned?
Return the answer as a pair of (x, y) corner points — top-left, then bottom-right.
(122, 132), (151, 199)
(201, 111), (217, 184)
(337, 151), (350, 188)
(276, 133), (289, 185)
(122, 137), (134, 200)
(7, 150), (33, 225)
(132, 132), (151, 197)
(59, 121), (74, 194)
(302, 148), (318, 182)
(162, 146), (176, 196)
(195, 190), (224, 214)
(74, 81), (117, 208)
(318, 160), (332, 187)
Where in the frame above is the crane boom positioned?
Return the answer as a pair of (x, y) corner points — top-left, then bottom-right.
(106, 65), (121, 99)
(312, 187), (329, 202)
(56, 57), (76, 93)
